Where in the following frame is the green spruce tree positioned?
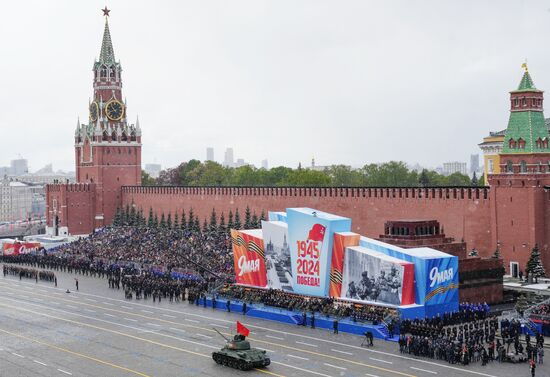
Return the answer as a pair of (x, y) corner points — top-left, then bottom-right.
(218, 212), (226, 233)
(244, 206), (252, 229)
(209, 208), (217, 233)
(492, 247), (501, 259)
(167, 213), (172, 229)
(188, 208), (195, 229)
(260, 210), (266, 222)
(128, 204), (137, 226)
(227, 210), (234, 231)
(113, 207), (122, 226)
(173, 212), (179, 229)
(148, 208), (154, 228)
(202, 218), (208, 234)
(160, 213), (167, 228)
(526, 244), (546, 283)
(153, 213), (159, 228)
(251, 212), (259, 228)
(194, 217), (200, 233)
(234, 209), (242, 230)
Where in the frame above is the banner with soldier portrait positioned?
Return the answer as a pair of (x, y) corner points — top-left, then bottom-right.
(340, 246), (415, 306)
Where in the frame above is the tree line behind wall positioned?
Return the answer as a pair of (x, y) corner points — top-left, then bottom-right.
(142, 160), (484, 187)
(113, 204), (265, 234)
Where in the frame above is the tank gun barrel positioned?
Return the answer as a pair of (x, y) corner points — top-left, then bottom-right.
(213, 327), (230, 342)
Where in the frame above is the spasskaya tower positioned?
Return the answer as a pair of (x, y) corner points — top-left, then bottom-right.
(46, 8), (142, 235)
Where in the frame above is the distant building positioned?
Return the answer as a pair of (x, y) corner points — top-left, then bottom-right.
(145, 163), (162, 179)
(10, 158), (28, 176)
(469, 154), (480, 175)
(206, 147), (214, 162)
(442, 161), (467, 176)
(0, 178), (34, 221)
(235, 158), (246, 168)
(261, 159), (268, 169)
(224, 148), (234, 168)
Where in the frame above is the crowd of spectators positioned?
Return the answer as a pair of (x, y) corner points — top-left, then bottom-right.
(530, 303), (550, 318)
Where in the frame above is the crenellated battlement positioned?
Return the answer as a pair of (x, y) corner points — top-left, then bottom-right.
(46, 183), (96, 192)
(121, 185), (490, 201)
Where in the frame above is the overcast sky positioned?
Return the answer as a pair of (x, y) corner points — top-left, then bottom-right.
(2, 1), (550, 172)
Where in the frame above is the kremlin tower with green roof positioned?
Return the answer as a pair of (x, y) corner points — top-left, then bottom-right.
(496, 65), (550, 177)
(502, 66), (550, 155)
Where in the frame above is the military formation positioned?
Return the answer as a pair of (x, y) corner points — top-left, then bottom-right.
(2, 264), (56, 284)
(399, 303), (545, 370)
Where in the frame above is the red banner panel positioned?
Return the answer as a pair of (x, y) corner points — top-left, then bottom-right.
(231, 229), (267, 288)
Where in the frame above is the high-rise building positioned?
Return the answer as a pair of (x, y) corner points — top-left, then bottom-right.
(470, 154), (480, 175)
(10, 158), (28, 176)
(224, 148), (234, 168)
(442, 162), (468, 176)
(46, 9), (142, 235)
(261, 159), (268, 169)
(206, 147), (214, 162)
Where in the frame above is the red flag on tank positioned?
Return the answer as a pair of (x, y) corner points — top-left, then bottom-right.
(236, 321), (250, 337)
(307, 223), (326, 242)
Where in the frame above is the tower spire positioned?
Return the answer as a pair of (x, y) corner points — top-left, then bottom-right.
(99, 9), (115, 65)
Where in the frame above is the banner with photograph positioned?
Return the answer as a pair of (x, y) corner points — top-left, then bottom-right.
(231, 229), (267, 288)
(340, 246), (415, 306)
(261, 220), (293, 292)
(287, 208), (351, 297)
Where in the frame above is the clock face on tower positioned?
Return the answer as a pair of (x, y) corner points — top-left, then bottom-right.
(89, 101), (99, 121)
(105, 99), (124, 121)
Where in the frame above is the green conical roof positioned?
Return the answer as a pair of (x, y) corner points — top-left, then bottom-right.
(99, 19), (115, 65)
(512, 70), (540, 93)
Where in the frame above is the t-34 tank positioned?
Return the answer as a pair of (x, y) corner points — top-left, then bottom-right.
(212, 329), (270, 371)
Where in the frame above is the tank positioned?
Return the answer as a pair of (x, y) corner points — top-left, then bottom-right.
(212, 330), (271, 371)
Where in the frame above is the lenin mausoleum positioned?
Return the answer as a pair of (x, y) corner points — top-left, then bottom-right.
(46, 15), (550, 288)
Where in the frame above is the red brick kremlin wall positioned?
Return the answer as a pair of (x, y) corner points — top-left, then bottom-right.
(122, 185), (493, 254)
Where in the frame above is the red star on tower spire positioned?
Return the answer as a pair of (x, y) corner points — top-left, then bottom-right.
(102, 6), (111, 17)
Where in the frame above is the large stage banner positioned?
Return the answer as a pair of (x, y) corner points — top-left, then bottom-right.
(287, 208), (351, 297)
(261, 220), (293, 292)
(231, 229), (267, 288)
(329, 232), (360, 297)
(340, 246), (415, 306)
(2, 242), (41, 256)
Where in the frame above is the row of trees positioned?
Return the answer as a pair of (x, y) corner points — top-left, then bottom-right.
(142, 160), (484, 187)
(113, 204), (265, 234)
